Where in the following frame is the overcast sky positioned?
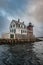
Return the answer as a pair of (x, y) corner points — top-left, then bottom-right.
(0, 0), (43, 37)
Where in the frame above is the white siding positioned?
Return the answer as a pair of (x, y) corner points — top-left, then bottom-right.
(2, 33), (16, 39)
(16, 28), (21, 34)
(21, 29), (27, 35)
(9, 20), (27, 39)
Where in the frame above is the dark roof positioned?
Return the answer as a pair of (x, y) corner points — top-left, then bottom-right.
(11, 19), (26, 28)
(27, 22), (33, 27)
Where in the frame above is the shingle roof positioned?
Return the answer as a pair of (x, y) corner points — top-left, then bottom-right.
(11, 19), (26, 25)
(10, 19), (27, 28)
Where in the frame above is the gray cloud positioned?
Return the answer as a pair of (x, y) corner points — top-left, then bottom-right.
(0, 0), (27, 34)
(0, 0), (43, 37)
(0, 15), (10, 32)
(0, 0), (10, 9)
(32, 0), (43, 23)
(26, 0), (43, 23)
(25, 0), (43, 37)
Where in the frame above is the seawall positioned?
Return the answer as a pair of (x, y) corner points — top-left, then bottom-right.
(0, 38), (36, 45)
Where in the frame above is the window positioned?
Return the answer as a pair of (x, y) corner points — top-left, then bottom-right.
(20, 25), (21, 28)
(23, 25), (24, 28)
(18, 24), (20, 27)
(21, 25), (24, 28)
(21, 30), (22, 33)
(10, 30), (11, 32)
(14, 29), (16, 33)
(25, 31), (27, 33)
(21, 25), (22, 28)
(10, 29), (14, 32)
(10, 34), (14, 38)
(13, 24), (15, 27)
(21, 30), (27, 33)
(12, 29), (13, 32)
(24, 25), (26, 28)
(10, 25), (12, 28)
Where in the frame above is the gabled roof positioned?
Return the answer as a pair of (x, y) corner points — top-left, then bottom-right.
(11, 19), (26, 27)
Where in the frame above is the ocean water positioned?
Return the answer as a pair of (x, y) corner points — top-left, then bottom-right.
(0, 41), (43, 65)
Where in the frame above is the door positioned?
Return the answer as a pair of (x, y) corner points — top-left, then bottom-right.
(10, 34), (14, 38)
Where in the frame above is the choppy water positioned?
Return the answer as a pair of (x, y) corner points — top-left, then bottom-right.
(0, 41), (43, 65)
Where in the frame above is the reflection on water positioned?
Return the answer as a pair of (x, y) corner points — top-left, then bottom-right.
(0, 41), (43, 65)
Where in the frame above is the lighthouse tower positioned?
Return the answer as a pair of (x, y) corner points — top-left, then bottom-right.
(27, 22), (33, 36)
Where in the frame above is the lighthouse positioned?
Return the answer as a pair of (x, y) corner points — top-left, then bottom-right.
(27, 22), (33, 36)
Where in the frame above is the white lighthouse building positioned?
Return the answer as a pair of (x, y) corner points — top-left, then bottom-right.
(2, 19), (35, 40)
(9, 19), (27, 39)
